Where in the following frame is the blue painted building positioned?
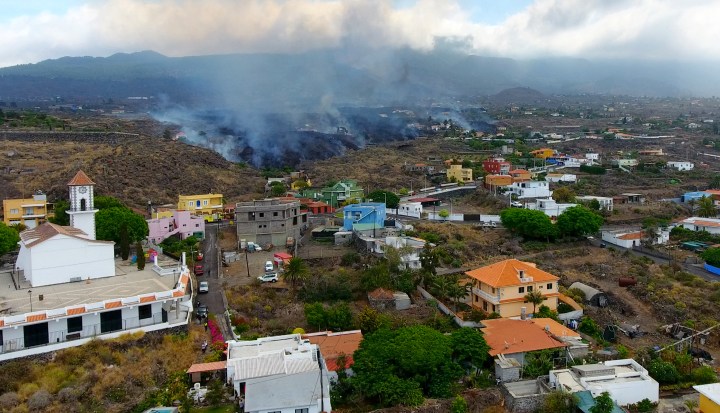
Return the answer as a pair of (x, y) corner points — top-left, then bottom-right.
(681, 191), (710, 203)
(342, 202), (386, 231)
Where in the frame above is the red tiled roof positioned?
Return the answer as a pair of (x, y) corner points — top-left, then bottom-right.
(27, 314), (47, 323)
(326, 355), (355, 371)
(481, 318), (568, 356)
(173, 290), (184, 297)
(466, 259), (559, 288)
(0, 320), (4, 327)
(618, 232), (643, 240)
(67, 170), (95, 186)
(303, 330), (363, 364)
(19, 222), (113, 248)
(368, 288), (395, 300)
(187, 361), (227, 374)
(140, 295), (155, 303)
(67, 307), (85, 315)
(105, 301), (122, 309)
(408, 197), (440, 203)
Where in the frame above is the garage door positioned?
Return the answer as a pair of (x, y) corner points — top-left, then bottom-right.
(100, 310), (122, 333)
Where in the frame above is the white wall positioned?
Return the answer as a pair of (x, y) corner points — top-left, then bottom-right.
(23, 235), (115, 287)
(601, 232), (638, 248)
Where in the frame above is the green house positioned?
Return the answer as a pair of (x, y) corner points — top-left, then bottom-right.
(321, 180), (364, 207)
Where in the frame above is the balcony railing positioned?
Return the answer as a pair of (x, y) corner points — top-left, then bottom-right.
(0, 312), (182, 355)
(473, 287), (500, 304)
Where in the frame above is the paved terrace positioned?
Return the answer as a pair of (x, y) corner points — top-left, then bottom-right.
(0, 257), (182, 316)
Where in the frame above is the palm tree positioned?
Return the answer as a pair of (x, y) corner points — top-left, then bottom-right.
(446, 277), (471, 312)
(283, 257), (309, 289)
(698, 196), (716, 218)
(524, 290), (545, 315)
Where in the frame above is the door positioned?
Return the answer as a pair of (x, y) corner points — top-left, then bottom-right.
(100, 310), (122, 333)
(23, 322), (49, 348)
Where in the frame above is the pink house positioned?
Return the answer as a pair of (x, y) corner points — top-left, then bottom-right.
(147, 210), (205, 243)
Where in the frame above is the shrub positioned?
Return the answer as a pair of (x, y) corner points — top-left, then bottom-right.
(578, 317), (602, 338)
(648, 358), (679, 384)
(27, 389), (52, 411)
(691, 366), (718, 384)
(0, 392), (19, 410)
(450, 395), (468, 413)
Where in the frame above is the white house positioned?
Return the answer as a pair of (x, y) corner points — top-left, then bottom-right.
(585, 153), (600, 164)
(549, 359), (659, 406)
(526, 198), (577, 218)
(507, 181), (552, 199)
(612, 158), (639, 168)
(225, 334), (332, 413)
(361, 235), (427, 270)
(1, 171), (192, 360)
(666, 161), (695, 171)
(679, 217), (720, 235)
(545, 173), (577, 183)
(392, 201), (423, 219)
(576, 196), (614, 211)
(602, 228), (670, 248)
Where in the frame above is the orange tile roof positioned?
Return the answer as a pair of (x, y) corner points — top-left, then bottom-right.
(368, 288), (395, 300)
(187, 361), (227, 374)
(173, 290), (185, 297)
(528, 318), (581, 339)
(67, 307), (86, 315)
(67, 170), (95, 186)
(105, 301), (122, 309)
(27, 313), (47, 323)
(466, 259), (559, 288)
(304, 331), (363, 371)
(481, 318), (567, 356)
(692, 219), (720, 228)
(0, 320), (4, 327)
(140, 295), (155, 303)
(618, 232), (643, 240)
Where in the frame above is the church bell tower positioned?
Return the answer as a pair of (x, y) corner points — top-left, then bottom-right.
(66, 170), (98, 239)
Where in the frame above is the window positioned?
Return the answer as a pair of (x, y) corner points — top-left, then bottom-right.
(67, 316), (82, 333)
(482, 301), (488, 311)
(296, 409), (309, 413)
(139, 304), (152, 320)
(188, 201), (193, 207)
(259, 212), (264, 218)
(273, 212), (278, 217)
(474, 296), (478, 302)
(527, 286), (533, 292)
(10, 208), (18, 214)
(518, 287), (525, 293)
(491, 287), (496, 294)
(547, 283), (553, 290)
(203, 200), (208, 206)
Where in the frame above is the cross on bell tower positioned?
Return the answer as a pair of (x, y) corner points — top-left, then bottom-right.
(66, 170), (98, 239)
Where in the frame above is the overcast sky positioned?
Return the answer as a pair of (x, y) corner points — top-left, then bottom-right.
(0, 0), (718, 68)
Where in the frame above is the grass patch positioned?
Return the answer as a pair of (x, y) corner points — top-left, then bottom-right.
(191, 405), (237, 413)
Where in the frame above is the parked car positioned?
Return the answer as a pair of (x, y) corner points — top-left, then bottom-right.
(264, 260), (274, 272)
(194, 264), (204, 276)
(511, 201), (523, 208)
(257, 272), (279, 283)
(199, 281), (209, 293)
(196, 304), (209, 318)
(196, 252), (204, 261)
(247, 242), (262, 252)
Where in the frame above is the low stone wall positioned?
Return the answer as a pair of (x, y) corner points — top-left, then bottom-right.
(500, 379), (549, 413)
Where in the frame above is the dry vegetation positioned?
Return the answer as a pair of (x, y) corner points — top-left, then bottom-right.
(0, 328), (207, 413)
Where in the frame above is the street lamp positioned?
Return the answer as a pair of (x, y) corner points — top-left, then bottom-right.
(28, 290), (32, 312)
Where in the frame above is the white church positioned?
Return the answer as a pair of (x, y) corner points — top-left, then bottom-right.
(15, 171), (116, 287)
(0, 171), (192, 360)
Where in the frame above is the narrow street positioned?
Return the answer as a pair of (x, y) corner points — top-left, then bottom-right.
(197, 222), (232, 339)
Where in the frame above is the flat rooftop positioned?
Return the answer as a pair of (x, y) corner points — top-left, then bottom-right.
(0, 257), (180, 315)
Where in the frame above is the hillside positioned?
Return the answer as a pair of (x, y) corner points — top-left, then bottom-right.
(0, 129), (266, 211)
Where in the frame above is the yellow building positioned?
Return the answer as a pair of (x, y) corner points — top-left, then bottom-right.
(466, 259), (559, 318)
(446, 164), (473, 183)
(531, 148), (555, 159)
(2, 192), (54, 229)
(695, 383), (720, 413)
(177, 194), (224, 216)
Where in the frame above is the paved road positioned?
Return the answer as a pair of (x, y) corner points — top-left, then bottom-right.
(196, 223), (232, 338)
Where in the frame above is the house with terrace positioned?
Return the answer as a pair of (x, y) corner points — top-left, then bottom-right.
(0, 171), (191, 360)
(321, 180), (364, 208)
(466, 259), (560, 318)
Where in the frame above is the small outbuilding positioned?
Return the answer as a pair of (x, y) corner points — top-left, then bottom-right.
(569, 282), (609, 307)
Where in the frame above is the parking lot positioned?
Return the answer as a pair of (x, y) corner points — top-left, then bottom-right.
(221, 249), (280, 286)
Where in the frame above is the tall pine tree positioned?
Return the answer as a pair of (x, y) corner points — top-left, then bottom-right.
(119, 223), (130, 260)
(136, 242), (145, 270)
